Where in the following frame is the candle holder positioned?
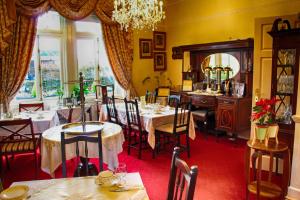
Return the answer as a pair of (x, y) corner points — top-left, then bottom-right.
(204, 67), (213, 91)
(214, 66), (224, 93)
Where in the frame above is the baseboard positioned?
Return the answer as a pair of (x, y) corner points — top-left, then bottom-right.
(286, 186), (300, 200)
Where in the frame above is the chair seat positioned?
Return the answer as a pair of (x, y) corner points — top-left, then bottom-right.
(156, 123), (187, 133)
(1, 140), (38, 153)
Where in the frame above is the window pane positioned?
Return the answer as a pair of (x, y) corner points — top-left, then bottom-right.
(38, 11), (61, 31)
(40, 37), (62, 98)
(75, 21), (101, 35)
(77, 39), (96, 94)
(16, 56), (37, 100)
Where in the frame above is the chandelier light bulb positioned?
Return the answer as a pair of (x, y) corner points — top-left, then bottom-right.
(112, 0), (166, 31)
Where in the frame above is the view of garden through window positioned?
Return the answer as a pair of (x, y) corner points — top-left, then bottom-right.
(16, 11), (124, 100)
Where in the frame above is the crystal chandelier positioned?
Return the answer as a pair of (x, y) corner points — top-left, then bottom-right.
(112, 0), (166, 31)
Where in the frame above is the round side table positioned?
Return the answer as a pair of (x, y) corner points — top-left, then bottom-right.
(245, 139), (290, 200)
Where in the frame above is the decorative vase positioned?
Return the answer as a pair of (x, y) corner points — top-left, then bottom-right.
(253, 124), (269, 143)
(265, 123), (279, 146)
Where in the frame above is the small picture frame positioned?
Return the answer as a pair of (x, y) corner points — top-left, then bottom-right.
(139, 39), (153, 59)
(154, 52), (167, 71)
(153, 31), (166, 50)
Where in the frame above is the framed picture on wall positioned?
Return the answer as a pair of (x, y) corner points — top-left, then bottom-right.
(153, 31), (166, 50)
(154, 52), (167, 71)
(139, 39), (153, 59)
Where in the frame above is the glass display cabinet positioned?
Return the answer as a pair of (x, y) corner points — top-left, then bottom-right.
(268, 19), (300, 150)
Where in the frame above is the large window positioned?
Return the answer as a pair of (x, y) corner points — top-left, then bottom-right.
(16, 11), (124, 102)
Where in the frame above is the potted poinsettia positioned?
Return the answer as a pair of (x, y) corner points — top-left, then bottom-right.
(251, 97), (277, 142)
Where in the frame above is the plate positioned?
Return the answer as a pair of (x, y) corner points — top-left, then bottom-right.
(0, 185), (29, 200)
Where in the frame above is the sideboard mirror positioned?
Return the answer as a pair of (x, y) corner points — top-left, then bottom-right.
(172, 38), (254, 96)
(201, 53), (240, 80)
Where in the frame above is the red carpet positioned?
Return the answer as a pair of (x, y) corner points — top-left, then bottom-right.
(1, 131), (280, 200)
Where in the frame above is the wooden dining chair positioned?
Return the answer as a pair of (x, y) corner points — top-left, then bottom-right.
(155, 101), (192, 157)
(0, 119), (39, 179)
(168, 95), (181, 107)
(95, 84), (114, 119)
(106, 96), (119, 124)
(124, 98), (149, 159)
(61, 129), (103, 178)
(167, 147), (198, 200)
(145, 90), (156, 104)
(19, 102), (44, 112)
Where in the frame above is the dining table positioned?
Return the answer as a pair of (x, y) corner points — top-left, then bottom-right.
(10, 172), (149, 200)
(100, 102), (196, 149)
(0, 110), (60, 136)
(41, 122), (125, 178)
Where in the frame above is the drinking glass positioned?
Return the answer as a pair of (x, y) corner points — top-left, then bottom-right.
(115, 162), (127, 185)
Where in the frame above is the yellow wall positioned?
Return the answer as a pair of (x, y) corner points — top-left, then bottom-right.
(131, 0), (300, 95)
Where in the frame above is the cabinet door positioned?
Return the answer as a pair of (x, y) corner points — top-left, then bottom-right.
(217, 104), (235, 132)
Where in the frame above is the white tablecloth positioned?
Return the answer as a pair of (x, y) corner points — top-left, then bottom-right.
(0, 111), (60, 136)
(41, 122), (125, 177)
(100, 103), (196, 149)
(11, 172), (149, 200)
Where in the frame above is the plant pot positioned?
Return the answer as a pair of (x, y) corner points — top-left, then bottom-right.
(266, 123), (279, 145)
(255, 124), (268, 142)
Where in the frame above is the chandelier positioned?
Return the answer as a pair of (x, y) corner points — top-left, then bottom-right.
(112, 0), (166, 31)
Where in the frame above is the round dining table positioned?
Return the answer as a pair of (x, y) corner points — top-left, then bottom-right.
(41, 122), (125, 178)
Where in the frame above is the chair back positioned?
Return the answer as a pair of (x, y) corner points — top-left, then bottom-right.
(124, 98), (143, 133)
(19, 102), (44, 112)
(57, 108), (74, 124)
(0, 118), (35, 143)
(173, 101), (192, 134)
(106, 96), (119, 124)
(167, 147), (198, 200)
(61, 124), (103, 177)
(145, 90), (156, 104)
(168, 95), (181, 107)
(95, 84), (114, 104)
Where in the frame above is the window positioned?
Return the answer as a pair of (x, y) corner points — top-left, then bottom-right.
(15, 11), (125, 102)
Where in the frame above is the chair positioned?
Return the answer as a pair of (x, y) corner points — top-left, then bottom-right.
(95, 84), (114, 119)
(19, 102), (44, 112)
(168, 95), (181, 107)
(0, 178), (3, 192)
(167, 147), (198, 200)
(155, 101), (192, 157)
(155, 87), (170, 105)
(145, 90), (156, 104)
(124, 98), (149, 159)
(106, 96), (119, 124)
(192, 109), (215, 138)
(0, 119), (39, 178)
(61, 125), (103, 177)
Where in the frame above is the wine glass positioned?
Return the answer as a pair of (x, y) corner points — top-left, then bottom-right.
(115, 162), (127, 185)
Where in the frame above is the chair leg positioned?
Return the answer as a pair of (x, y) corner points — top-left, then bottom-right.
(34, 152), (38, 179)
(186, 133), (190, 158)
(138, 133), (142, 159)
(5, 155), (9, 170)
(127, 131), (131, 155)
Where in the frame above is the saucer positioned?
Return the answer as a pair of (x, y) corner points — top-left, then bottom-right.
(0, 185), (29, 200)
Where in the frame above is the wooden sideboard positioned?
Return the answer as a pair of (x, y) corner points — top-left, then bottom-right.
(182, 92), (252, 137)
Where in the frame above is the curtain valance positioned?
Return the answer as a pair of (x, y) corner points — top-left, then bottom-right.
(0, 0), (136, 111)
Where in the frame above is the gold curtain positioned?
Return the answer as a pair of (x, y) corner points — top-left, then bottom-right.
(95, 0), (136, 97)
(15, 0), (50, 17)
(49, 0), (97, 20)
(0, 0), (17, 55)
(0, 15), (37, 111)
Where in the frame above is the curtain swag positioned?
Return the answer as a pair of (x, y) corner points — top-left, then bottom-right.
(0, 0), (136, 110)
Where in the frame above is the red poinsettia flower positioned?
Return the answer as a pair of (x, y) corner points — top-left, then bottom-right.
(251, 97), (278, 125)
